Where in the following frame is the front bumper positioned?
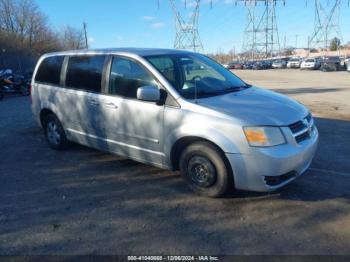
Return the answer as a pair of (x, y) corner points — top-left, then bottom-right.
(301, 65), (315, 69)
(287, 64), (300, 68)
(226, 126), (319, 192)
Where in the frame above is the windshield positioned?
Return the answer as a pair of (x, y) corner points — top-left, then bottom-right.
(145, 53), (249, 99)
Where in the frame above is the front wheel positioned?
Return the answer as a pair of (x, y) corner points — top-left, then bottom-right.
(179, 142), (233, 198)
(43, 114), (69, 150)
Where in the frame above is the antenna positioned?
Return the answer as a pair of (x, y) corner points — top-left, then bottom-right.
(236, 0), (285, 60)
(83, 22), (89, 49)
(169, 0), (204, 53)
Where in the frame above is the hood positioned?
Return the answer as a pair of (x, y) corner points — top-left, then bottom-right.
(198, 87), (309, 126)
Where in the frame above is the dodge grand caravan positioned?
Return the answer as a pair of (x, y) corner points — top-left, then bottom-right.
(31, 48), (319, 197)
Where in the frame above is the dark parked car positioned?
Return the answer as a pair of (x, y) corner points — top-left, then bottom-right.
(263, 60), (273, 69)
(243, 61), (255, 70)
(320, 56), (342, 72)
(252, 61), (266, 70)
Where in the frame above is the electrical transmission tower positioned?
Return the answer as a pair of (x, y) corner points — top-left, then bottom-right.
(237, 0), (285, 59)
(169, 0), (204, 53)
(309, 0), (343, 51)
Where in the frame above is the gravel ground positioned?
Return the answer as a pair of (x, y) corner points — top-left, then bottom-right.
(0, 70), (349, 255)
(233, 69), (350, 121)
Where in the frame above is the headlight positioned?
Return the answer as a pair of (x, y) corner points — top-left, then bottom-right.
(243, 126), (286, 147)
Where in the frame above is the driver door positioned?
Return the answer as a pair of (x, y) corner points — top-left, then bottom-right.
(104, 56), (165, 167)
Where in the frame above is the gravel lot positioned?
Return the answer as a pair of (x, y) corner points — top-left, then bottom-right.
(234, 69), (350, 121)
(0, 70), (349, 255)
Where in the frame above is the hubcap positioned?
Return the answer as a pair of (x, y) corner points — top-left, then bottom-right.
(47, 121), (61, 145)
(188, 156), (216, 188)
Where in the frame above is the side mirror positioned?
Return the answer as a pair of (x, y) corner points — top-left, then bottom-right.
(137, 85), (160, 102)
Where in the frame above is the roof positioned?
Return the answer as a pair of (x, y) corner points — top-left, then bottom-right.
(44, 48), (194, 57)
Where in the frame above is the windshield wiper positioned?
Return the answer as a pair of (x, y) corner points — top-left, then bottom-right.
(191, 84), (252, 98)
(220, 85), (251, 93)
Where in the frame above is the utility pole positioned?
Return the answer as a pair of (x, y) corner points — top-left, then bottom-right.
(295, 34), (299, 49)
(169, 0), (204, 53)
(83, 22), (89, 49)
(237, 0), (285, 59)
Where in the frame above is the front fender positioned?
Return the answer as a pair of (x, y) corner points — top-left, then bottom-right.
(164, 123), (243, 167)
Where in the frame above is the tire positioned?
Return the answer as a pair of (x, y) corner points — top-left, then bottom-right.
(179, 142), (233, 198)
(43, 114), (69, 150)
(0, 91), (4, 101)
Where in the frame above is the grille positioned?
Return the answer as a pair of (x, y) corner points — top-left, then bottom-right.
(296, 131), (311, 143)
(289, 121), (307, 134)
(265, 172), (297, 186)
(289, 114), (314, 144)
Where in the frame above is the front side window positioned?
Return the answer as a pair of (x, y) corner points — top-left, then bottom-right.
(35, 56), (64, 85)
(109, 57), (156, 99)
(145, 54), (248, 99)
(66, 55), (106, 93)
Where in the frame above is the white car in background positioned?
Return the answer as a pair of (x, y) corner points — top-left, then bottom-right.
(222, 63), (229, 69)
(300, 58), (321, 70)
(272, 59), (287, 69)
(345, 58), (350, 72)
(287, 58), (301, 69)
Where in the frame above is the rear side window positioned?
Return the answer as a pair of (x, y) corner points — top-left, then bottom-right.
(66, 55), (106, 93)
(35, 56), (64, 85)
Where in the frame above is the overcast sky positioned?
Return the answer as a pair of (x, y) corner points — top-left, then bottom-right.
(36, 0), (350, 53)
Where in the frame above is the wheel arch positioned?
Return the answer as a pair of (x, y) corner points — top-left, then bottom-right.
(39, 108), (60, 127)
(170, 136), (233, 175)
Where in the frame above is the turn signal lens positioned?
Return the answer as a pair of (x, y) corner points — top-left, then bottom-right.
(243, 126), (286, 147)
(244, 129), (267, 144)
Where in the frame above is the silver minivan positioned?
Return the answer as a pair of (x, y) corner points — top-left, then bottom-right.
(31, 48), (319, 197)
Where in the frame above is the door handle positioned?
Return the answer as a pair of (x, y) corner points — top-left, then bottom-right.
(104, 102), (118, 109)
(89, 99), (99, 106)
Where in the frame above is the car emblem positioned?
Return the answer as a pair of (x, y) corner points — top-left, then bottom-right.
(303, 118), (312, 134)
(303, 118), (309, 127)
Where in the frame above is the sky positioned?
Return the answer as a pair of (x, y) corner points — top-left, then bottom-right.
(35, 0), (350, 53)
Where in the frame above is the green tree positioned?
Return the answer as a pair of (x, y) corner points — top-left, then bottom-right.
(330, 37), (341, 51)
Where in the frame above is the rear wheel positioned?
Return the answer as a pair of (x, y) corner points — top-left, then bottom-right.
(43, 114), (69, 150)
(179, 142), (232, 198)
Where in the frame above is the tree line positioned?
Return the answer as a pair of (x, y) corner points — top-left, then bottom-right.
(0, 0), (86, 72)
